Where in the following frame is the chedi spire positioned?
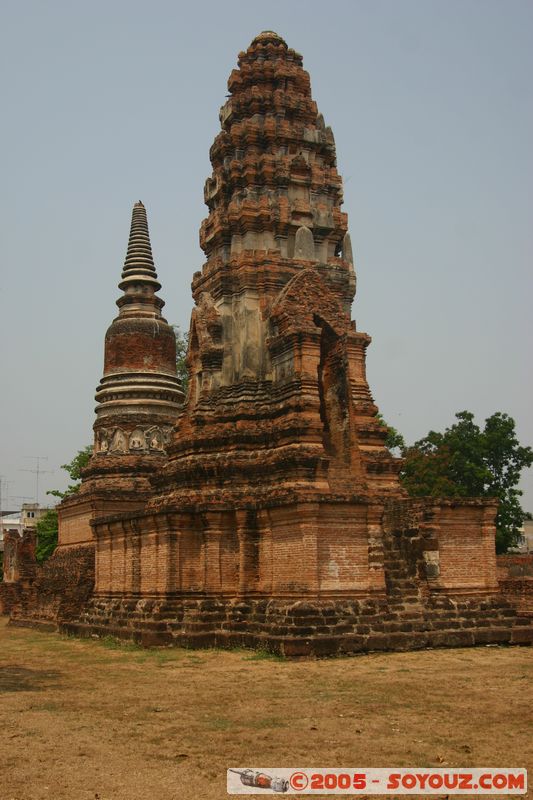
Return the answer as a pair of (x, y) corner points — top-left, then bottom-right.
(93, 201), (183, 457)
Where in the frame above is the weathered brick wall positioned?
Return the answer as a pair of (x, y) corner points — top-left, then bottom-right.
(33, 545), (95, 622)
(3, 544), (95, 625)
(1, 530), (37, 585)
(1, 531), (38, 617)
(268, 505), (316, 594)
(497, 554), (533, 579)
(499, 579), (533, 614)
(74, 591), (532, 654)
(93, 501), (387, 599)
(497, 555), (533, 614)
(382, 498), (499, 593)
(104, 319), (176, 375)
(179, 525), (204, 593)
(92, 496), (501, 603)
(58, 492), (153, 549)
(94, 513), (248, 596)
(58, 507), (94, 546)
(317, 504), (375, 592)
(436, 505), (498, 591)
(0, 582), (22, 616)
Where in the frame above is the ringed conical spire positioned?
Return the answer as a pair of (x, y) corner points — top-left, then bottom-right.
(120, 201), (159, 284)
(117, 201), (164, 317)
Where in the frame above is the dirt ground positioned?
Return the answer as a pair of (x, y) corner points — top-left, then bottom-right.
(0, 618), (531, 800)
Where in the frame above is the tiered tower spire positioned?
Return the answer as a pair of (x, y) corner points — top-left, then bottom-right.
(196, 30), (355, 309)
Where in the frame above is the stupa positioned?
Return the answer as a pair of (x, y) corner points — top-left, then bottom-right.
(59, 200), (183, 548)
(3, 33), (531, 654)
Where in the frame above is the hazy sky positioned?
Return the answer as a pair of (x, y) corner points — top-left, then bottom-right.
(1, 0), (531, 509)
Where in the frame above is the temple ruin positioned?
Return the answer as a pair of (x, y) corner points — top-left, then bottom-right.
(2, 32), (532, 655)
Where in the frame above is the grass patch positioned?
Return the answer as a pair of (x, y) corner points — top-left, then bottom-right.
(206, 716), (233, 731)
(31, 701), (63, 712)
(98, 635), (144, 652)
(243, 648), (285, 662)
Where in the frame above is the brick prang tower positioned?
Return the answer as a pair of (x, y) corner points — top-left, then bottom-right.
(151, 29), (399, 509)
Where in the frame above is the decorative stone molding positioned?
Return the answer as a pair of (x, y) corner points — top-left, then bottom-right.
(96, 425), (171, 455)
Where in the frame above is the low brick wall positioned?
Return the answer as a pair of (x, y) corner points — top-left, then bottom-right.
(3, 544), (95, 627)
(497, 555), (533, 614)
(0, 531), (38, 617)
(497, 554), (533, 579)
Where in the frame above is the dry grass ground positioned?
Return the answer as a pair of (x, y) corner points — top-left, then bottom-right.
(0, 617), (531, 800)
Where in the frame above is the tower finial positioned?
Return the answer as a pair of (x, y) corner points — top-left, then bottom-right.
(121, 201), (158, 284)
(251, 30), (287, 47)
(114, 201), (165, 318)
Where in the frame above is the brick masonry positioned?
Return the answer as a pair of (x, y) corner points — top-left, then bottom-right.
(497, 555), (533, 614)
(1, 536), (94, 628)
(3, 32), (532, 655)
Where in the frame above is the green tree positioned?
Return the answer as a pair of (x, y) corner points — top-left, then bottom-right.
(401, 411), (533, 553)
(35, 508), (59, 564)
(36, 445), (93, 564)
(376, 413), (405, 452)
(47, 445), (93, 500)
(173, 325), (189, 394)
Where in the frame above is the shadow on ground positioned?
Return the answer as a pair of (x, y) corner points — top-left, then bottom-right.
(0, 665), (63, 693)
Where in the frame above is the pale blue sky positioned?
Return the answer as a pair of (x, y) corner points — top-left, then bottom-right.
(1, 0), (532, 508)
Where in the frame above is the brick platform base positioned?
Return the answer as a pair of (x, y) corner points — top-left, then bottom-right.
(53, 592), (532, 656)
(5, 509), (533, 657)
